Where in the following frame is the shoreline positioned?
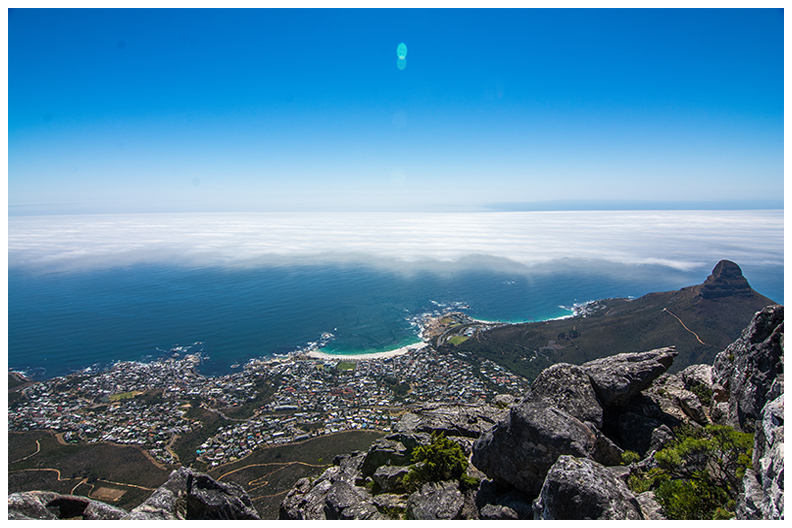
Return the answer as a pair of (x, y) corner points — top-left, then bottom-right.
(304, 341), (426, 361)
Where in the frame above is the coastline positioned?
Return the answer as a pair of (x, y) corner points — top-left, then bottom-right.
(304, 341), (426, 361)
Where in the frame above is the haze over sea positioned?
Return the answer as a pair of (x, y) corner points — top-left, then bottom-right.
(8, 210), (783, 380)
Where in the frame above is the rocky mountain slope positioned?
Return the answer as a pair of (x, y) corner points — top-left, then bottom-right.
(451, 260), (777, 379)
(8, 303), (783, 520)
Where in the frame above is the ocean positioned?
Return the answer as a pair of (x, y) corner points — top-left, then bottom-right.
(8, 211), (784, 380)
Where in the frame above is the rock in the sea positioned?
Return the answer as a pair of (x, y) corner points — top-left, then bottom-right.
(124, 467), (259, 520)
(526, 363), (604, 428)
(406, 480), (464, 520)
(582, 347), (678, 408)
(713, 304), (783, 433)
(532, 455), (644, 520)
(8, 491), (128, 520)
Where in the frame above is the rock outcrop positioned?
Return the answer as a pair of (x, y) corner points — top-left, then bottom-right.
(711, 304), (784, 520)
(124, 467), (260, 520)
(581, 347), (678, 408)
(532, 455), (644, 519)
(472, 348), (677, 495)
(8, 468), (259, 520)
(8, 491), (128, 520)
(713, 304), (783, 433)
(405, 480), (464, 520)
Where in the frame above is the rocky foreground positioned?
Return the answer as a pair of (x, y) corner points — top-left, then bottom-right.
(9, 305), (783, 520)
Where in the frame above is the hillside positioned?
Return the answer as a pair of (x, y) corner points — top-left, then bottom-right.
(448, 260), (776, 380)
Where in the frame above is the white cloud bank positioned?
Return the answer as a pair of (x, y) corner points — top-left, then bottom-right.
(8, 210), (783, 273)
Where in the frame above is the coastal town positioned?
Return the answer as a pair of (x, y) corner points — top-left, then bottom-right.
(9, 313), (530, 469)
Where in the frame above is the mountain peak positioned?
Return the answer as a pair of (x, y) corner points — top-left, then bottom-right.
(699, 260), (753, 299)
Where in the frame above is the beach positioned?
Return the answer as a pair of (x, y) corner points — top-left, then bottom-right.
(305, 342), (426, 361)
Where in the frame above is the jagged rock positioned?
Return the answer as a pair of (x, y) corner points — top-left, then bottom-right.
(472, 402), (599, 496)
(526, 363), (604, 428)
(713, 304), (783, 433)
(587, 421), (625, 466)
(372, 465), (410, 492)
(124, 467), (259, 520)
(8, 491), (128, 520)
(532, 455), (644, 520)
(737, 394), (784, 520)
(699, 259), (754, 299)
(473, 479), (534, 520)
(636, 491), (666, 519)
(280, 477), (333, 519)
(372, 492), (408, 511)
(680, 363), (715, 389)
(493, 393), (515, 408)
(393, 402), (507, 438)
(615, 412), (674, 457)
(279, 455), (384, 520)
(582, 347), (678, 408)
(323, 480), (382, 520)
(405, 480), (464, 520)
(480, 503), (519, 519)
(360, 438), (411, 476)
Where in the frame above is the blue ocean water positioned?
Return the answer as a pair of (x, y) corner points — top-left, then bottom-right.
(8, 259), (783, 381)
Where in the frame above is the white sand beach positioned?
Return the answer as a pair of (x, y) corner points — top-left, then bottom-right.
(305, 342), (425, 361)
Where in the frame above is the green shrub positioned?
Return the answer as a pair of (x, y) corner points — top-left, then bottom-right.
(402, 432), (469, 491)
(621, 450), (641, 465)
(649, 424), (752, 519)
(688, 383), (713, 407)
(653, 478), (731, 520)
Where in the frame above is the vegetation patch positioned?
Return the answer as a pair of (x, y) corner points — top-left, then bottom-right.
(448, 335), (469, 346)
(108, 391), (143, 402)
(627, 424), (753, 520)
(336, 361), (356, 371)
(402, 432), (478, 492)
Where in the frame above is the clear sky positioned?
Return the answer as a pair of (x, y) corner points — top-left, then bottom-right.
(8, 8), (784, 214)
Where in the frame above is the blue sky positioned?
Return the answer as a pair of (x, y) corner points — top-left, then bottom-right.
(8, 8), (784, 214)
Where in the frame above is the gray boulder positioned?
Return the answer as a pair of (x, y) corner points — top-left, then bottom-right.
(372, 465), (410, 492)
(472, 402), (599, 496)
(680, 363), (715, 389)
(713, 304), (783, 433)
(406, 480), (464, 520)
(360, 437), (411, 476)
(526, 363), (604, 428)
(582, 347), (678, 408)
(324, 480), (382, 520)
(8, 491), (128, 520)
(393, 402), (507, 438)
(133, 467), (258, 520)
(532, 455), (644, 520)
(479, 503), (519, 519)
(124, 467), (259, 520)
(280, 455), (384, 520)
(636, 491), (666, 520)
